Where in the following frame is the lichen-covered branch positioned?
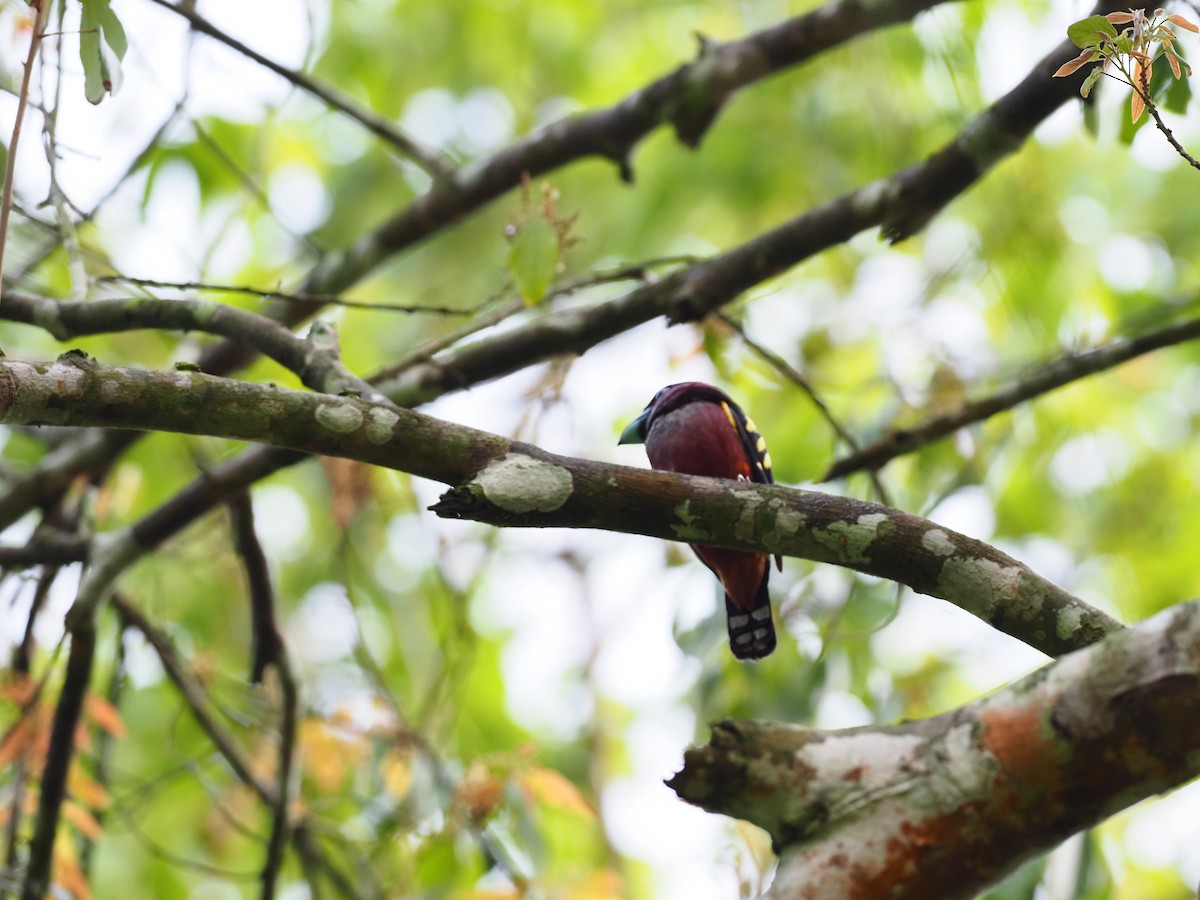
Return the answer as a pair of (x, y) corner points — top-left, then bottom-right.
(0, 355), (1118, 656)
(668, 599), (1200, 899)
(431, 454), (1120, 656)
(0, 0), (1113, 561)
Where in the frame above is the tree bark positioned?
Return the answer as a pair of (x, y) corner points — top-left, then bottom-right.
(668, 600), (1200, 899)
(0, 353), (1118, 657)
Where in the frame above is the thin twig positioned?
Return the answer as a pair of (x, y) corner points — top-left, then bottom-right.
(111, 595), (273, 799)
(111, 596), (356, 898)
(824, 310), (1200, 480)
(97, 276), (472, 316)
(0, 0), (51, 293)
(1143, 100), (1200, 168)
(39, 1), (88, 300)
(373, 258), (698, 386)
(228, 493), (284, 685)
(106, 800), (261, 879)
(717, 312), (891, 503)
(190, 120), (324, 259)
(145, 0), (452, 177)
(227, 493), (298, 900)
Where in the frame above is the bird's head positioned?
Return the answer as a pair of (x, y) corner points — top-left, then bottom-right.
(617, 382), (727, 445)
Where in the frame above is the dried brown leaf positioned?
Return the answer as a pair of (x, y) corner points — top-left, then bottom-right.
(85, 696), (126, 738)
(1055, 49), (1096, 77)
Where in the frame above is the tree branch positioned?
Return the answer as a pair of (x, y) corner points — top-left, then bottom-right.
(144, 0), (451, 177)
(0, 293), (388, 402)
(111, 596), (356, 900)
(0, 0), (49, 292)
(18, 616), (95, 900)
(227, 492), (298, 900)
(669, 599), (1200, 899)
(823, 310), (1200, 480)
(0, 355), (1118, 656)
(0, 0), (1110, 548)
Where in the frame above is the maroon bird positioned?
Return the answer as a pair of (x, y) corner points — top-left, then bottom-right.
(619, 382), (780, 660)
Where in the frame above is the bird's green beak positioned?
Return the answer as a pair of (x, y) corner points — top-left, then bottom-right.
(618, 410), (649, 445)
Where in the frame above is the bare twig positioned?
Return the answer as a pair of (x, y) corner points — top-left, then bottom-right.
(111, 595), (272, 799)
(0, 0), (51, 293)
(145, 0), (452, 177)
(1144, 100), (1200, 168)
(110, 596), (351, 898)
(228, 494), (283, 685)
(226, 493), (298, 900)
(823, 310), (1200, 480)
(716, 312), (891, 504)
(97, 276), (472, 316)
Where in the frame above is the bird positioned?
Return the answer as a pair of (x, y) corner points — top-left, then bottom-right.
(619, 382), (780, 660)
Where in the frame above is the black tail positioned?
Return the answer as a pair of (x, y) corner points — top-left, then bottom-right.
(725, 578), (775, 661)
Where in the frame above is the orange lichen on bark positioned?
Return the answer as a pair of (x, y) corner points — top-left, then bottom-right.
(979, 702), (1060, 799)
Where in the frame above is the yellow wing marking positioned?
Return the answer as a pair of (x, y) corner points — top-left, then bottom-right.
(721, 402), (738, 431)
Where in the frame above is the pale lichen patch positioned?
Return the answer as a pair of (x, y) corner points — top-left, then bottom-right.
(802, 731), (923, 790)
(771, 499), (805, 536)
(315, 402), (364, 433)
(926, 722), (996, 808)
(1056, 605), (1084, 641)
(733, 488), (763, 544)
(45, 361), (86, 399)
(673, 498), (708, 541)
(476, 453), (572, 513)
(922, 528), (956, 557)
(937, 557), (1022, 620)
(812, 513), (890, 564)
(364, 407), (400, 445)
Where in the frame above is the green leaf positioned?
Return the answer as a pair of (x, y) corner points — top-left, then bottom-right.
(97, 2), (128, 59)
(79, 0), (127, 105)
(1083, 92), (1100, 136)
(1067, 15), (1119, 48)
(507, 216), (559, 306)
(1080, 65), (1104, 98)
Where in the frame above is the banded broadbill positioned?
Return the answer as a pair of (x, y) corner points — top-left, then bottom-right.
(619, 382), (780, 660)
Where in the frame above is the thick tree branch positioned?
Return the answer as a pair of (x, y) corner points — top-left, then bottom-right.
(668, 599), (1200, 899)
(0, 0), (1107, 550)
(302, 0), (950, 276)
(0, 293), (387, 402)
(0, 355), (1118, 656)
(824, 309), (1200, 480)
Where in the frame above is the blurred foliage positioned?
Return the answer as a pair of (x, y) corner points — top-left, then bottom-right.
(2, 0), (1200, 897)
